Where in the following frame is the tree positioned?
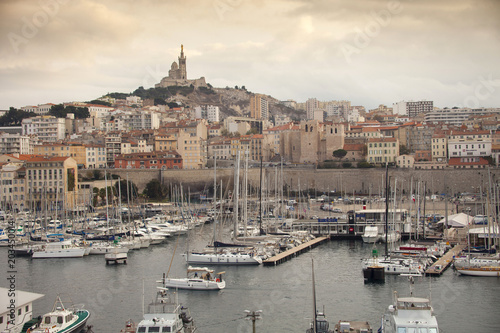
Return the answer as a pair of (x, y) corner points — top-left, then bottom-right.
(332, 149), (347, 161)
(114, 179), (139, 202)
(143, 179), (167, 201)
(88, 99), (112, 106)
(399, 145), (410, 155)
(0, 107), (36, 126)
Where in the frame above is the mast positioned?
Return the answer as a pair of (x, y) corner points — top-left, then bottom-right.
(259, 156), (264, 235)
(213, 153), (217, 252)
(233, 151), (240, 240)
(311, 259), (317, 333)
(384, 163), (389, 257)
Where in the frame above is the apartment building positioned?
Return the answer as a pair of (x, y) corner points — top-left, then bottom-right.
(448, 130), (491, 159)
(0, 133), (32, 154)
(22, 116), (66, 143)
(367, 137), (399, 165)
(25, 156), (79, 210)
(250, 94), (269, 120)
(431, 134), (447, 162)
(114, 151), (182, 169)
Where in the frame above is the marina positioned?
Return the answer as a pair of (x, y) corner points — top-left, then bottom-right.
(425, 244), (467, 276)
(263, 236), (329, 266)
(2, 235), (500, 332)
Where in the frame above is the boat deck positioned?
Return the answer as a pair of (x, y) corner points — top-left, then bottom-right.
(263, 236), (329, 266)
(425, 244), (466, 276)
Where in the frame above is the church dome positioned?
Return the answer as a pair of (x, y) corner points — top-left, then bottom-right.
(171, 61), (179, 70)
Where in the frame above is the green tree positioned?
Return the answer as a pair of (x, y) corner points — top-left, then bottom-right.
(332, 149), (347, 161)
(114, 179), (139, 202)
(88, 99), (112, 106)
(0, 107), (36, 126)
(399, 145), (410, 155)
(143, 179), (167, 201)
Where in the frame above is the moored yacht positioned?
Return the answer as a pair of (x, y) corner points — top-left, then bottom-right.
(136, 287), (196, 333)
(379, 279), (438, 333)
(184, 248), (262, 265)
(32, 240), (86, 259)
(160, 267), (226, 290)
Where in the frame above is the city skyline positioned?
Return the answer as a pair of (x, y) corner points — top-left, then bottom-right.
(1, 0), (499, 110)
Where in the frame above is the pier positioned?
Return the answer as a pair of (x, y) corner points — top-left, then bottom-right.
(425, 244), (466, 276)
(263, 236), (329, 266)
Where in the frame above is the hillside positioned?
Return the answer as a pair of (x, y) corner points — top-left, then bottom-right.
(105, 85), (304, 121)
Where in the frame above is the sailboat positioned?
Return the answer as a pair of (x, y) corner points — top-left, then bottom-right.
(160, 267), (226, 290)
(184, 152), (262, 265)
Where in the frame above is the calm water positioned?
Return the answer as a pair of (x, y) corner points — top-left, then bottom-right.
(2, 230), (500, 332)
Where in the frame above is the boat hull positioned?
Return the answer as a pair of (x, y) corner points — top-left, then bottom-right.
(457, 267), (500, 277)
(186, 253), (262, 265)
(32, 249), (86, 259)
(163, 277), (226, 290)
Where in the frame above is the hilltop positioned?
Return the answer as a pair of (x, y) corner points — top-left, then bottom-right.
(105, 85), (304, 121)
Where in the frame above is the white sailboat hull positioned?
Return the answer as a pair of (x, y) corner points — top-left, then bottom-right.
(457, 267), (500, 276)
(163, 277), (225, 290)
(185, 252), (262, 265)
(32, 248), (86, 258)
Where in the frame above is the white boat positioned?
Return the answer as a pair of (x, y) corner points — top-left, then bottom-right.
(136, 287), (196, 333)
(362, 225), (381, 243)
(87, 241), (129, 255)
(380, 282), (439, 333)
(185, 250), (262, 265)
(160, 267), (226, 290)
(105, 250), (128, 264)
(26, 295), (91, 333)
(362, 257), (424, 275)
(32, 240), (86, 259)
(454, 255), (500, 276)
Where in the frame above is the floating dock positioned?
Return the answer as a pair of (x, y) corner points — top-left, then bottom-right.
(263, 236), (329, 266)
(425, 244), (466, 276)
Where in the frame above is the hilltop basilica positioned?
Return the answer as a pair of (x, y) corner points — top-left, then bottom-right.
(155, 45), (207, 88)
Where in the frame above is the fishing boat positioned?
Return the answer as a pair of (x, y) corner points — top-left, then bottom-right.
(22, 295), (90, 333)
(160, 267), (226, 290)
(379, 277), (438, 333)
(136, 287), (196, 333)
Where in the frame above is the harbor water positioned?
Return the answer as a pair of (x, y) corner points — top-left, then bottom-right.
(1, 231), (500, 332)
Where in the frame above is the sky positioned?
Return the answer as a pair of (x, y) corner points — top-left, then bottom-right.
(1, 0), (500, 111)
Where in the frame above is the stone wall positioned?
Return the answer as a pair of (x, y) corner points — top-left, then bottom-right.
(104, 167), (500, 197)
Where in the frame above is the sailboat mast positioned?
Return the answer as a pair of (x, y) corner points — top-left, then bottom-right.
(259, 157), (263, 234)
(213, 153), (217, 252)
(233, 151), (240, 240)
(312, 259), (317, 333)
(384, 163), (389, 257)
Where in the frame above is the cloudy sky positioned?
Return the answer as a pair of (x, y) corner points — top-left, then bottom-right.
(1, 0), (499, 110)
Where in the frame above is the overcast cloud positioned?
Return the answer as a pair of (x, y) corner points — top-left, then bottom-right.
(1, 0), (499, 110)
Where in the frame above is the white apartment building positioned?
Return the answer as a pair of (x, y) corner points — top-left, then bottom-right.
(306, 98), (319, 120)
(0, 133), (32, 154)
(195, 105), (220, 123)
(85, 145), (107, 169)
(20, 103), (55, 115)
(21, 116), (66, 143)
(0, 163), (26, 211)
(393, 100), (433, 117)
(448, 131), (491, 159)
(424, 107), (500, 126)
(431, 134), (447, 162)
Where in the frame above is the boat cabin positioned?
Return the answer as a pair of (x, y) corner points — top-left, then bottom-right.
(0, 288), (44, 333)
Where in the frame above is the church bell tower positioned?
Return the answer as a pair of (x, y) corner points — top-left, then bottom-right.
(178, 44), (187, 80)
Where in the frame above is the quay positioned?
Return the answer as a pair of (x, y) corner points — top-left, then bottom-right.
(263, 236), (329, 266)
(425, 244), (466, 276)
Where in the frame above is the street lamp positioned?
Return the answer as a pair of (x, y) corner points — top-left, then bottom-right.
(244, 310), (262, 333)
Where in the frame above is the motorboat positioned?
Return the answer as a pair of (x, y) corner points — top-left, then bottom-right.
(160, 267), (226, 290)
(379, 278), (438, 333)
(32, 240), (86, 259)
(87, 241), (129, 255)
(23, 295), (90, 333)
(136, 287), (196, 333)
(362, 226), (380, 243)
